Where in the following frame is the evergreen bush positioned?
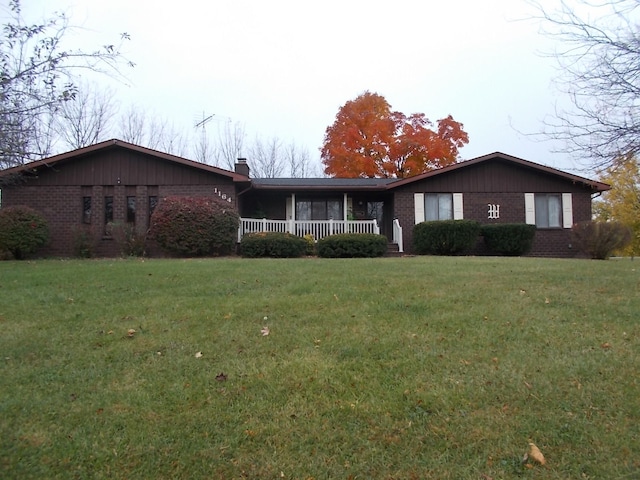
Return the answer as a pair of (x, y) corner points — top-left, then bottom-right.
(0, 206), (49, 260)
(481, 223), (536, 256)
(240, 232), (308, 258)
(317, 233), (387, 258)
(150, 196), (239, 257)
(412, 219), (480, 255)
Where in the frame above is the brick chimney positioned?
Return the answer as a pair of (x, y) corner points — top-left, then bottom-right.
(235, 158), (250, 177)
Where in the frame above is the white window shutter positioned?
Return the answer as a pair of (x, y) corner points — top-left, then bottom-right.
(453, 193), (464, 220)
(525, 193), (535, 225)
(562, 193), (573, 228)
(414, 193), (425, 224)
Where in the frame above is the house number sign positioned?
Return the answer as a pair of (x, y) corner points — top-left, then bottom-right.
(214, 187), (233, 203)
(487, 204), (500, 219)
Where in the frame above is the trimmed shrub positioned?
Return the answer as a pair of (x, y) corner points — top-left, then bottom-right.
(0, 206), (49, 259)
(150, 196), (239, 257)
(317, 233), (387, 258)
(571, 221), (632, 259)
(481, 223), (537, 256)
(412, 219), (480, 255)
(303, 234), (316, 256)
(241, 232), (308, 258)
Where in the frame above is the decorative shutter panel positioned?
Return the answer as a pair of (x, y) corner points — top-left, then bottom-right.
(524, 193), (535, 225)
(414, 193), (425, 224)
(453, 193), (464, 220)
(562, 193), (573, 228)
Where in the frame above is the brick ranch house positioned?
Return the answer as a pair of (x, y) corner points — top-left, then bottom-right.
(0, 139), (609, 257)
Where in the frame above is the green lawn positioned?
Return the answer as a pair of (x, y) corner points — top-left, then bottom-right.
(0, 256), (638, 479)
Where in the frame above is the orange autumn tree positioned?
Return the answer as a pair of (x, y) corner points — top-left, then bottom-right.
(321, 91), (469, 178)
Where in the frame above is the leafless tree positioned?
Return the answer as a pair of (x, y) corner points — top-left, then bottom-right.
(212, 120), (246, 170)
(249, 136), (286, 178)
(285, 142), (318, 178)
(0, 0), (132, 172)
(531, 0), (640, 169)
(54, 82), (118, 149)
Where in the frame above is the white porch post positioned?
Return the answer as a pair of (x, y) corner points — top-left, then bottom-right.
(289, 193), (296, 234)
(343, 193), (348, 221)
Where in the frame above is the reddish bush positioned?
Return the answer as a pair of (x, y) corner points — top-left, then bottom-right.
(150, 196), (239, 257)
(0, 206), (49, 260)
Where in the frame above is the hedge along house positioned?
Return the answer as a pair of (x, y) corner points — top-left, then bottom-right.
(0, 139), (250, 257)
(0, 140), (609, 258)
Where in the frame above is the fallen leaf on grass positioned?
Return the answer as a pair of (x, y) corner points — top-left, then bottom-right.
(195, 351), (203, 358)
(519, 289), (526, 295)
(545, 297), (550, 304)
(127, 328), (136, 337)
(261, 326), (270, 336)
(523, 442), (546, 466)
(601, 342), (612, 349)
(215, 372), (227, 382)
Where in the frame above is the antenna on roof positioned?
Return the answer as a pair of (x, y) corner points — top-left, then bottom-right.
(195, 112), (215, 130)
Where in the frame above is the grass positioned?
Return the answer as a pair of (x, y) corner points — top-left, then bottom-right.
(0, 256), (638, 479)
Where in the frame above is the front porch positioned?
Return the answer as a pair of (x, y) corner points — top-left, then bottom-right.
(237, 218), (404, 252)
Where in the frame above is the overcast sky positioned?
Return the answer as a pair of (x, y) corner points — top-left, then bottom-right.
(17, 0), (583, 174)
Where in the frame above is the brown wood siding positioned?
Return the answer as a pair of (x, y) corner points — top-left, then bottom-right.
(401, 160), (594, 193)
(27, 149), (234, 186)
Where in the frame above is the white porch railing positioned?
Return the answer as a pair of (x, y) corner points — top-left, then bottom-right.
(392, 218), (404, 253)
(238, 218), (380, 242)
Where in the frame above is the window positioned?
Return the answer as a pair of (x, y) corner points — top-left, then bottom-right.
(525, 193), (573, 228)
(127, 196), (136, 224)
(414, 193), (463, 224)
(104, 196), (113, 228)
(149, 195), (158, 225)
(535, 194), (561, 228)
(82, 196), (92, 224)
(367, 201), (384, 224)
(425, 193), (453, 221)
(296, 198), (343, 220)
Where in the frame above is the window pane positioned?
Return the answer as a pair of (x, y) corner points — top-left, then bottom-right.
(296, 201), (312, 220)
(104, 196), (113, 224)
(535, 195), (549, 228)
(367, 201), (384, 224)
(548, 195), (561, 228)
(312, 200), (326, 220)
(82, 196), (92, 224)
(327, 200), (342, 220)
(425, 194), (438, 221)
(439, 194), (453, 220)
(127, 196), (136, 224)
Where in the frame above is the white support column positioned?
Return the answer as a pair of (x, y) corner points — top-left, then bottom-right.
(343, 193), (348, 221)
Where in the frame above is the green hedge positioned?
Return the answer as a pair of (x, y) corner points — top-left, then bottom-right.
(150, 196), (239, 257)
(481, 223), (537, 256)
(241, 232), (308, 258)
(317, 233), (387, 258)
(0, 205), (49, 260)
(412, 219), (480, 255)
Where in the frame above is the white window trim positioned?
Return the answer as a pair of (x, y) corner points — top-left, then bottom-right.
(415, 192), (463, 223)
(525, 192), (573, 229)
